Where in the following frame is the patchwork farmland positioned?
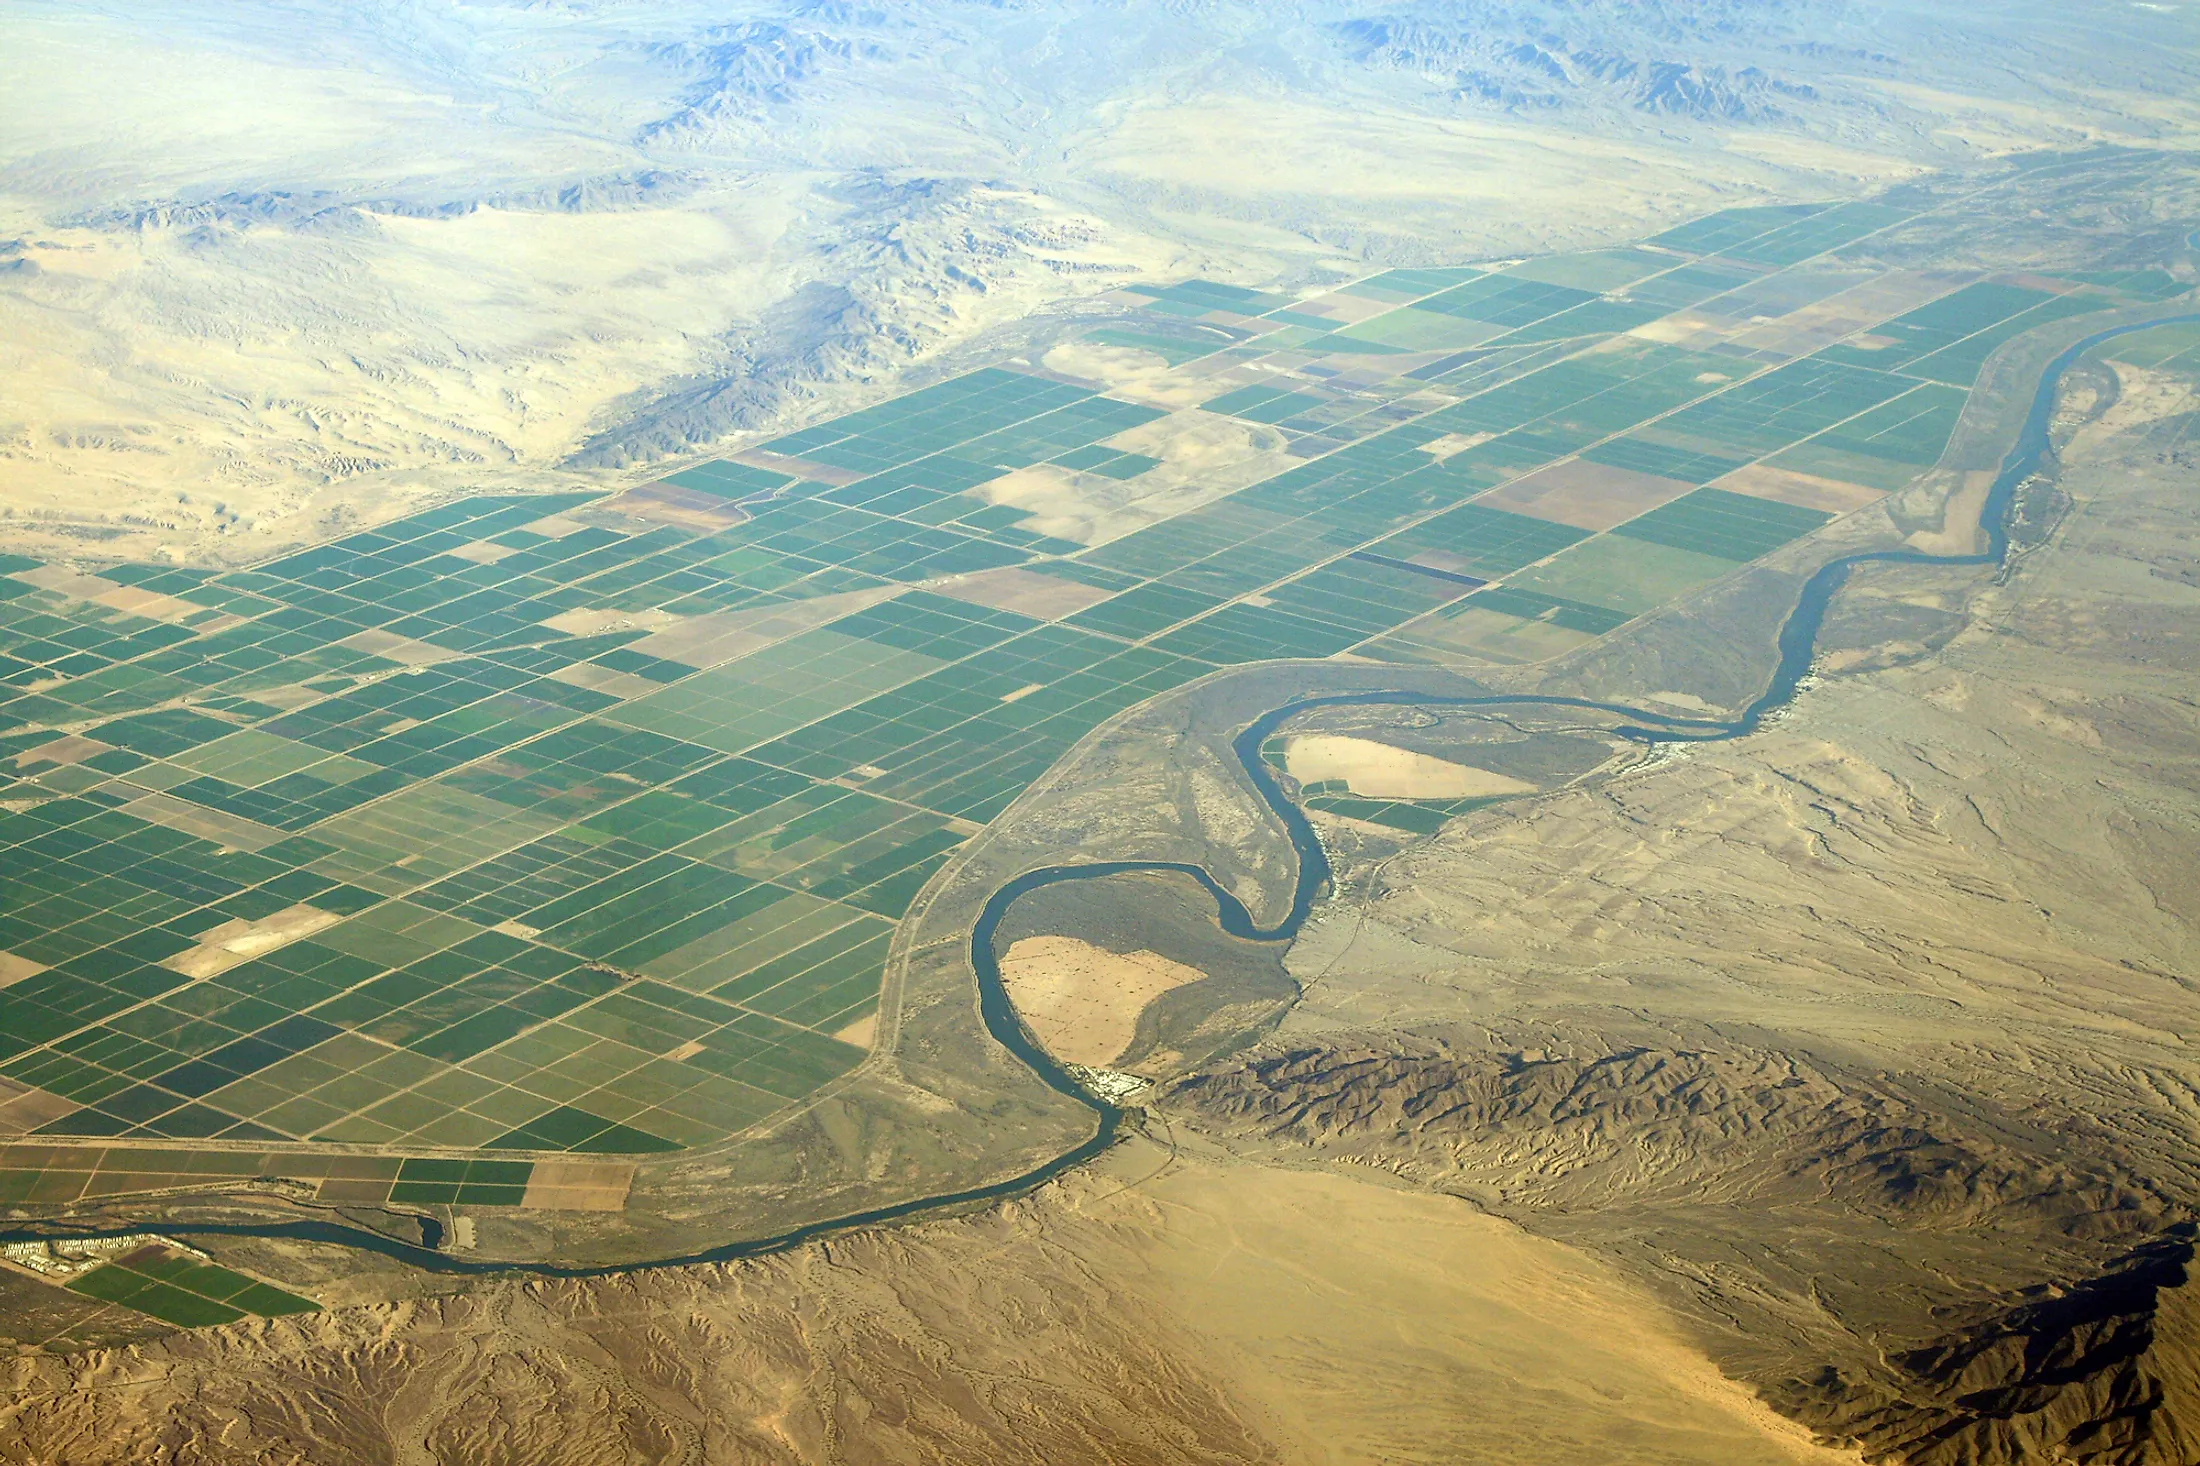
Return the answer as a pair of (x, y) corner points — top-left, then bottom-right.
(0, 198), (2177, 1233)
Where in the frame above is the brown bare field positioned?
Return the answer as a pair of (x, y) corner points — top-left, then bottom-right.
(1627, 310), (1754, 347)
(444, 540), (517, 566)
(0, 1082), (77, 1137)
(538, 606), (684, 639)
(13, 734), (108, 768)
(1716, 463), (1886, 514)
(1041, 340), (1230, 410)
(13, 566), (208, 626)
(546, 661), (663, 700)
(1906, 469), (1996, 555)
(624, 587), (900, 668)
(930, 565), (1116, 619)
(1291, 289), (1399, 323)
(521, 1160), (635, 1213)
(164, 905), (343, 979)
(1479, 458), (1698, 530)
(335, 628), (462, 666)
(998, 935), (1205, 1067)
(0, 953), (47, 987)
(612, 482), (749, 532)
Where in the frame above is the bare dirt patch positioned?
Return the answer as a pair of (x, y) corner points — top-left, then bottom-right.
(520, 1159), (634, 1213)
(624, 587), (900, 668)
(1285, 734), (1536, 799)
(163, 904), (343, 979)
(547, 662), (662, 700)
(929, 566), (1114, 620)
(979, 411), (1294, 547)
(1907, 469), (1994, 555)
(1042, 341), (1221, 409)
(611, 482), (748, 532)
(335, 628), (463, 666)
(1479, 458), (1698, 531)
(998, 935), (1206, 1067)
(1717, 463), (1886, 515)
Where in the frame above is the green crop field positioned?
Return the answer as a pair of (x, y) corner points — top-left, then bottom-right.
(0, 194), (2180, 1231)
(65, 1242), (319, 1328)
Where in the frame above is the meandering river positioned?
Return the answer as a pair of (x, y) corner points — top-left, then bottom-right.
(4, 312), (2191, 1281)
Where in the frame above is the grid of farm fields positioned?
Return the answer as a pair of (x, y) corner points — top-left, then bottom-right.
(0, 199), (2182, 1218)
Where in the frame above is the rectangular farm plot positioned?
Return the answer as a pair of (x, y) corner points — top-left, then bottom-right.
(1475, 459), (1700, 532)
(1767, 383), (1969, 491)
(1500, 248), (1678, 293)
(1334, 266), (1483, 303)
(1414, 275), (1601, 329)
(65, 1244), (318, 1328)
(929, 566), (1116, 621)
(1152, 556), (1475, 663)
(739, 628), (1212, 823)
(1648, 203), (1828, 256)
(658, 461), (798, 501)
(606, 627), (949, 754)
(1819, 281), (2058, 371)
(1628, 357), (1912, 463)
(1126, 279), (1295, 317)
(760, 367), (1094, 473)
(1201, 382), (1335, 425)
(1318, 307), (1501, 353)
(1719, 201), (1910, 267)
(1501, 535), (1740, 618)
(1371, 503), (1590, 580)
(1612, 488), (1835, 562)
(2105, 320), (2200, 370)
(1714, 464), (1886, 515)
(1621, 257), (1769, 312)
(1582, 436), (1750, 486)
(1421, 337), (1744, 446)
(1900, 290), (2114, 387)
(311, 785), (567, 894)
(1358, 599), (1605, 667)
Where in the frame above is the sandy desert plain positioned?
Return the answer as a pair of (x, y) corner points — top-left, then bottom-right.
(7, 2), (2200, 1463)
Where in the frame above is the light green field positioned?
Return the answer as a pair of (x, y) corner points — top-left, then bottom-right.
(314, 788), (566, 893)
(1500, 248), (1678, 292)
(1325, 308), (1501, 352)
(1504, 535), (1739, 616)
(608, 631), (946, 754)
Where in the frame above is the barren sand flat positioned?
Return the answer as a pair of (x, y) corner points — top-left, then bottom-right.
(1906, 470), (1995, 555)
(1070, 97), (1761, 249)
(1136, 1163), (1860, 1466)
(999, 935), (1205, 1065)
(1286, 735), (1536, 800)
(1044, 340), (1223, 408)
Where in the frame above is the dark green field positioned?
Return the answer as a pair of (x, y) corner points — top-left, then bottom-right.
(64, 1242), (319, 1328)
